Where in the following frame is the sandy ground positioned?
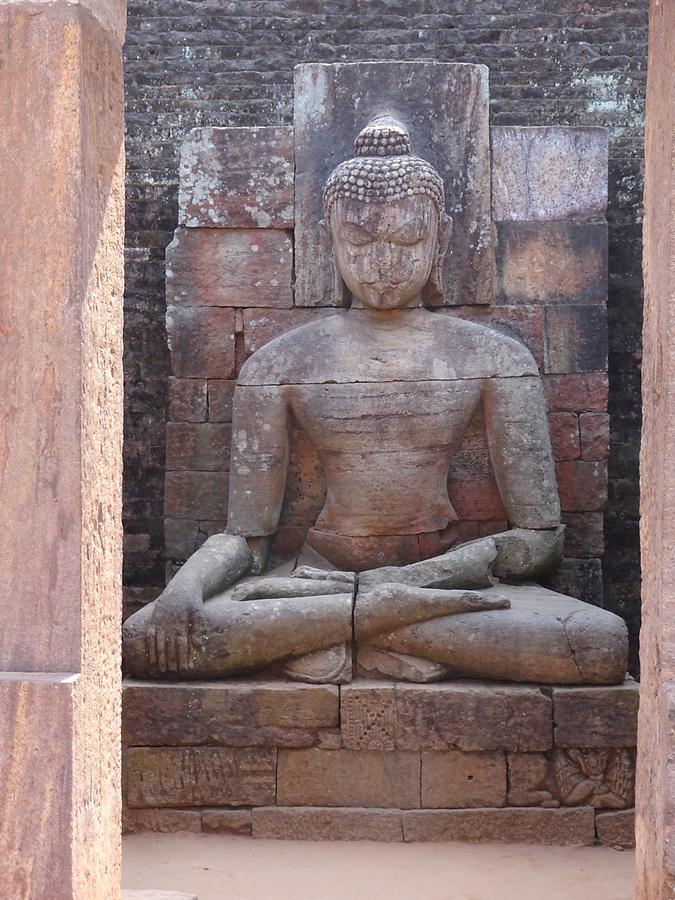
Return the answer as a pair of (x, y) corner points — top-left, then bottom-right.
(122, 833), (634, 900)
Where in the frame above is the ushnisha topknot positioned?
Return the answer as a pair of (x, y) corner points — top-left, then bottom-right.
(323, 116), (445, 220)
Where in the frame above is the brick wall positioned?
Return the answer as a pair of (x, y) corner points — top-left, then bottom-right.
(123, 1), (647, 669)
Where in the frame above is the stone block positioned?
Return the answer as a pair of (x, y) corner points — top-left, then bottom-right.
(166, 227), (293, 308)
(294, 62), (491, 307)
(394, 683), (552, 752)
(164, 519), (199, 560)
(557, 460), (608, 512)
(341, 683), (396, 750)
(553, 683), (639, 748)
(596, 809), (635, 849)
(496, 222), (607, 304)
(252, 807), (404, 841)
(421, 751), (506, 808)
(166, 306), (235, 379)
(164, 471), (228, 521)
(549, 412), (581, 461)
(169, 377), (207, 422)
(178, 126), (294, 228)
(201, 808), (252, 835)
(402, 807), (595, 845)
(165, 423), (231, 472)
(561, 512), (605, 558)
(543, 373), (608, 413)
(207, 380), (235, 422)
(122, 808), (202, 835)
(544, 304), (608, 374)
(447, 477), (507, 523)
(123, 681), (339, 747)
(126, 747), (276, 808)
(580, 412), (610, 460)
(491, 126), (608, 222)
(544, 558), (604, 606)
(277, 748), (420, 809)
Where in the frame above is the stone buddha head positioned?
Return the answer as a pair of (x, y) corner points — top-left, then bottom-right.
(322, 116), (452, 309)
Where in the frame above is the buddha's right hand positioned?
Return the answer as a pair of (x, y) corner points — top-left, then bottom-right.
(145, 583), (206, 675)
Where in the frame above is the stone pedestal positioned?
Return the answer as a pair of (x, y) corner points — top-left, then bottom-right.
(123, 679), (637, 846)
(0, 0), (125, 895)
(636, 0), (675, 895)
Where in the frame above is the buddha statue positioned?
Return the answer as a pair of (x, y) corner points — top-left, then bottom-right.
(123, 116), (628, 685)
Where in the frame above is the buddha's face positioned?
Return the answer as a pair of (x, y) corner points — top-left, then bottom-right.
(329, 195), (439, 309)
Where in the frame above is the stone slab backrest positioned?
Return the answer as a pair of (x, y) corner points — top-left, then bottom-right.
(165, 62), (609, 605)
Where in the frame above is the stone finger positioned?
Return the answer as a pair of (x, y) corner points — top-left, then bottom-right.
(176, 632), (190, 671)
(166, 634), (178, 672)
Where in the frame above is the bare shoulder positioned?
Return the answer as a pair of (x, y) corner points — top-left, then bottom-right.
(431, 313), (539, 378)
(237, 313), (347, 386)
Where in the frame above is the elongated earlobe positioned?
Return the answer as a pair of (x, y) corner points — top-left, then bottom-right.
(320, 219), (351, 308)
(422, 214), (453, 307)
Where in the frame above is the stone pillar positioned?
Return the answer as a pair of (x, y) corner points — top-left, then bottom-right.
(0, 0), (125, 896)
(636, 0), (675, 896)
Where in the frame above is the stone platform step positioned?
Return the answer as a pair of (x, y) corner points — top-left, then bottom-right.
(122, 678), (638, 847)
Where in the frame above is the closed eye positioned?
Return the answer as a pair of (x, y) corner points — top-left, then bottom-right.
(340, 223), (373, 245)
(390, 223), (427, 245)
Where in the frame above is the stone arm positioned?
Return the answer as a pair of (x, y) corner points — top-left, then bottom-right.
(227, 383), (291, 572)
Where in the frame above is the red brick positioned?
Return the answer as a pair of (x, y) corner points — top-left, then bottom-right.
(168, 377), (207, 423)
(448, 478), (507, 522)
(495, 221), (607, 304)
(544, 304), (608, 374)
(556, 460), (608, 512)
(166, 227), (293, 308)
(579, 412), (610, 460)
(543, 374), (608, 413)
(179, 125), (294, 229)
(548, 412), (580, 461)
(165, 471), (228, 520)
(166, 423), (231, 472)
(166, 306), (235, 379)
(207, 379), (235, 422)
(561, 512), (605, 558)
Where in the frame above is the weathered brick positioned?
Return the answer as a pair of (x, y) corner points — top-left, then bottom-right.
(166, 422), (231, 472)
(166, 306), (235, 379)
(544, 558), (604, 606)
(561, 512), (605, 558)
(543, 373), (608, 413)
(580, 412), (610, 460)
(166, 227), (293, 308)
(402, 807), (595, 845)
(553, 682), (639, 748)
(207, 379), (235, 423)
(252, 807), (403, 841)
(491, 126), (608, 222)
(123, 681), (339, 746)
(548, 412), (580, 461)
(168, 377), (207, 423)
(556, 460), (608, 512)
(201, 809), (252, 835)
(178, 126), (294, 228)
(164, 471), (228, 520)
(277, 748), (420, 809)
(164, 518), (199, 560)
(421, 751), (507, 808)
(496, 222), (608, 304)
(122, 807), (202, 835)
(595, 809), (635, 849)
(126, 747), (276, 808)
(394, 683), (552, 752)
(544, 304), (608, 374)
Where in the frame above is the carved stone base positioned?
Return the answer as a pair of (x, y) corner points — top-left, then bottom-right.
(122, 678), (638, 846)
